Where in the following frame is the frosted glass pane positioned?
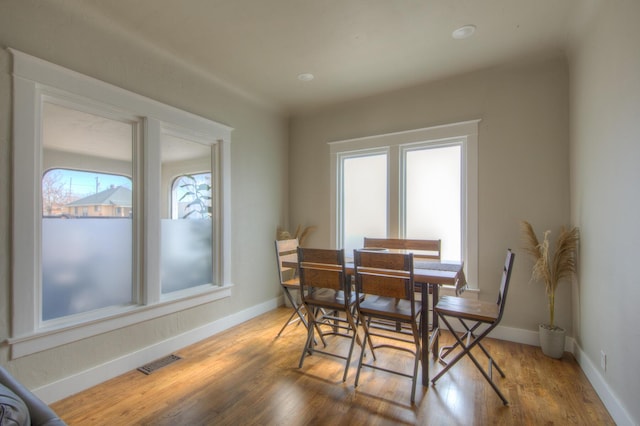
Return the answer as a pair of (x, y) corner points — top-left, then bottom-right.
(406, 145), (461, 261)
(161, 219), (212, 293)
(343, 154), (387, 255)
(161, 134), (213, 294)
(42, 218), (133, 320)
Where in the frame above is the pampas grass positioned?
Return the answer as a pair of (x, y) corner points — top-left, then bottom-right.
(276, 225), (316, 245)
(521, 221), (579, 329)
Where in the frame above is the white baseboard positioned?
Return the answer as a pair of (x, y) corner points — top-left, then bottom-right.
(33, 297), (281, 404)
(573, 342), (635, 426)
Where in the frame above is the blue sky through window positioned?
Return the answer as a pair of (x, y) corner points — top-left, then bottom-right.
(45, 169), (132, 198)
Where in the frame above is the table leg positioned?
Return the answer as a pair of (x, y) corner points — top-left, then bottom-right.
(431, 283), (439, 358)
(421, 283), (429, 385)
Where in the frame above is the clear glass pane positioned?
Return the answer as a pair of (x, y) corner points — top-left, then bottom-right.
(342, 154), (387, 255)
(405, 145), (461, 261)
(172, 173), (212, 219)
(41, 102), (134, 320)
(161, 135), (213, 293)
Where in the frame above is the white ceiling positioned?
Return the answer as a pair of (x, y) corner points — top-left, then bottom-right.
(63, 0), (591, 113)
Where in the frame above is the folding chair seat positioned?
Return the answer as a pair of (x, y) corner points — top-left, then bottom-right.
(431, 249), (515, 405)
(274, 238), (310, 337)
(297, 247), (361, 382)
(353, 250), (422, 403)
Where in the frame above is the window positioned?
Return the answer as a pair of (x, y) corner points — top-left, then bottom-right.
(9, 49), (233, 358)
(42, 169), (133, 321)
(163, 172), (213, 294)
(403, 143), (462, 261)
(330, 121), (479, 287)
(341, 152), (387, 252)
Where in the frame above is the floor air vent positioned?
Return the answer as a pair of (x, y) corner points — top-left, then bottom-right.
(137, 354), (182, 375)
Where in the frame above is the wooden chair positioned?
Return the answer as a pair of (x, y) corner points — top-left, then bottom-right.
(431, 249), (515, 405)
(353, 250), (422, 402)
(297, 247), (360, 382)
(274, 239), (310, 337)
(363, 237), (441, 261)
(363, 237), (441, 331)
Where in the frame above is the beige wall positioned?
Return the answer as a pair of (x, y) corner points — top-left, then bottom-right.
(0, 0), (287, 389)
(569, 0), (640, 423)
(290, 57), (571, 333)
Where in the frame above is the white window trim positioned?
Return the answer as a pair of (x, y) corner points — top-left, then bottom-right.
(329, 120), (479, 288)
(8, 48), (233, 358)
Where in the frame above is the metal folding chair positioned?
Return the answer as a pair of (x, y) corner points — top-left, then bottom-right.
(274, 239), (310, 337)
(431, 249), (515, 405)
(353, 250), (422, 402)
(297, 247), (360, 382)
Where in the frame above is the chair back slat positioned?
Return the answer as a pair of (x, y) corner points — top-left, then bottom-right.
(298, 248), (348, 297)
(354, 250), (414, 301)
(363, 237), (441, 261)
(275, 238), (299, 283)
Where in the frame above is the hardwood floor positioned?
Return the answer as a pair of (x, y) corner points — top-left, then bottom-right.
(51, 308), (614, 425)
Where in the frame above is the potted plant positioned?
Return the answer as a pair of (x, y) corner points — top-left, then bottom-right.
(521, 221), (579, 358)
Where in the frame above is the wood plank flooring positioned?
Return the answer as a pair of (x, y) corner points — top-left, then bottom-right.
(51, 308), (614, 425)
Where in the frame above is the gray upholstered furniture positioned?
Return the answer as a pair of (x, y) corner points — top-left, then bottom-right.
(0, 365), (66, 426)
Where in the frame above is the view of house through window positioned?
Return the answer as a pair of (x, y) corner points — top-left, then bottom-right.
(41, 101), (135, 321)
(42, 169), (132, 218)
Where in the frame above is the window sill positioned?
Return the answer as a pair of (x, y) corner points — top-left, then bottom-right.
(7, 284), (233, 359)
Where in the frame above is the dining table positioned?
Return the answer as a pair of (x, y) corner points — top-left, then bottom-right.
(285, 250), (466, 385)
(343, 254), (466, 385)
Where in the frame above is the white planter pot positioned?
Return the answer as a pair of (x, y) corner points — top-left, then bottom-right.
(539, 324), (565, 359)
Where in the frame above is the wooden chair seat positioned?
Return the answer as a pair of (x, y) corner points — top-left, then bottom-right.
(305, 289), (361, 309)
(434, 296), (499, 323)
(358, 296), (421, 321)
(281, 277), (300, 288)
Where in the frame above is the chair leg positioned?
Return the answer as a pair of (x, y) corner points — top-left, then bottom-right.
(277, 287), (309, 337)
(440, 317), (506, 380)
(342, 310), (359, 382)
(299, 313), (316, 368)
(464, 344), (509, 405)
(409, 321), (421, 403)
(354, 316), (372, 388)
(431, 314), (508, 405)
(277, 308), (300, 337)
(355, 314), (421, 403)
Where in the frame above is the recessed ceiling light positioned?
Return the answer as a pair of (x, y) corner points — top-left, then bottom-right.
(297, 73), (314, 82)
(452, 25), (476, 40)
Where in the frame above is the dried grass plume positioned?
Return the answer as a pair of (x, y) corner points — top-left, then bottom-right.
(521, 221), (579, 329)
(276, 225), (316, 245)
